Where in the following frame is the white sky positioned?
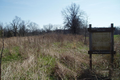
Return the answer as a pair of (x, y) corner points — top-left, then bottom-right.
(0, 0), (120, 29)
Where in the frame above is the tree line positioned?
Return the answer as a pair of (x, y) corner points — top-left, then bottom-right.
(0, 3), (119, 38)
(114, 27), (120, 35)
(0, 16), (40, 37)
(0, 16), (64, 37)
(0, 3), (88, 37)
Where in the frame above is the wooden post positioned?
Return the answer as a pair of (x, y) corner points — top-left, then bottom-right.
(89, 24), (92, 50)
(90, 54), (92, 70)
(109, 23), (114, 78)
(111, 23), (114, 68)
(89, 24), (92, 70)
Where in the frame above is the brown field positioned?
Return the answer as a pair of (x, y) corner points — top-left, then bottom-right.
(0, 34), (120, 80)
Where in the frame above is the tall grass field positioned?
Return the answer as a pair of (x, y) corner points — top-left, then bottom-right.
(0, 34), (120, 80)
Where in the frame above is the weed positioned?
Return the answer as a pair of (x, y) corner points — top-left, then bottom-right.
(1, 34), (120, 80)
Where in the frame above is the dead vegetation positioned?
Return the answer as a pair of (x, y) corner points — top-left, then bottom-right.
(0, 34), (120, 80)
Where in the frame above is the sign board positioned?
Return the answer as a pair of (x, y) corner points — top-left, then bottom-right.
(92, 32), (111, 50)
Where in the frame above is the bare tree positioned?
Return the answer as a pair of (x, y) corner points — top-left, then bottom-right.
(11, 16), (21, 36)
(27, 22), (39, 35)
(83, 16), (88, 44)
(43, 24), (53, 32)
(19, 20), (29, 36)
(0, 23), (3, 29)
(0, 23), (3, 37)
(62, 3), (85, 34)
(4, 24), (13, 37)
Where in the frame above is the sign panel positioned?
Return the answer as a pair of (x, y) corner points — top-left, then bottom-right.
(92, 32), (111, 50)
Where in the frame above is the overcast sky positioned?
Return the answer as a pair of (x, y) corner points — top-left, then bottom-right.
(0, 0), (120, 28)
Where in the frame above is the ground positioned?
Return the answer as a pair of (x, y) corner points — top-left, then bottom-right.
(0, 34), (120, 80)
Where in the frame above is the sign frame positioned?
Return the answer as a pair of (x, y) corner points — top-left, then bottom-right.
(88, 23), (116, 70)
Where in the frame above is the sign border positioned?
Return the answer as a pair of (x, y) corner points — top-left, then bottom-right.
(88, 23), (116, 54)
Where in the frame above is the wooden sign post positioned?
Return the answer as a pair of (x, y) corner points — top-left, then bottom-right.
(88, 23), (116, 70)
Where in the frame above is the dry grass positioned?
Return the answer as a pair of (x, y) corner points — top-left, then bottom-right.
(0, 34), (120, 80)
